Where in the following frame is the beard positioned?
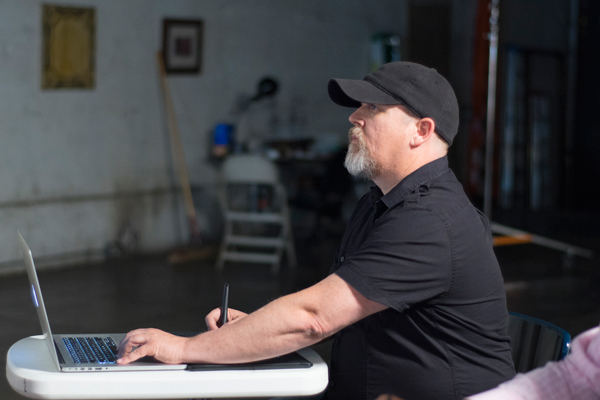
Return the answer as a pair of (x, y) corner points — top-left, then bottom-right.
(344, 126), (380, 180)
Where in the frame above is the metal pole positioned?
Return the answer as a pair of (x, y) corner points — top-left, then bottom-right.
(564, 0), (579, 208)
(483, 0), (499, 219)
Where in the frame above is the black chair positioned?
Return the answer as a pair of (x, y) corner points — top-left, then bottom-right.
(507, 311), (571, 373)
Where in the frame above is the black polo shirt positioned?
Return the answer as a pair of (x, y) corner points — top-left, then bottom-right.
(326, 156), (515, 400)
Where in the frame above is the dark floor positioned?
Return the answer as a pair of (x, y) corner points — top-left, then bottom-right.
(2, 221), (599, 400)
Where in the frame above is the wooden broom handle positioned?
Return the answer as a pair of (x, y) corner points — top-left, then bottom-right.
(157, 52), (201, 241)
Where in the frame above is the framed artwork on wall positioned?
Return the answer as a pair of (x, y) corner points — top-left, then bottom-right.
(162, 19), (204, 74)
(42, 5), (95, 89)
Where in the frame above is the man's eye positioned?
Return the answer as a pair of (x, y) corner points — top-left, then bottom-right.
(369, 104), (378, 111)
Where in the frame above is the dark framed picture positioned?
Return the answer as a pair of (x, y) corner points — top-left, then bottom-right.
(162, 19), (203, 74)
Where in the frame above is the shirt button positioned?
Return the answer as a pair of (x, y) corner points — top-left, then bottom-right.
(340, 256), (345, 262)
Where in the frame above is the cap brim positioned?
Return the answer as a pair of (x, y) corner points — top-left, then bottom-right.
(328, 78), (403, 108)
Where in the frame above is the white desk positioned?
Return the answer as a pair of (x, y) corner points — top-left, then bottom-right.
(7, 336), (328, 399)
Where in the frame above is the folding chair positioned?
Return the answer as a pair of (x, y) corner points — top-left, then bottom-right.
(215, 154), (296, 274)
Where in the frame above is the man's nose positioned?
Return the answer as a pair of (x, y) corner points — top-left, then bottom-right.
(349, 108), (363, 126)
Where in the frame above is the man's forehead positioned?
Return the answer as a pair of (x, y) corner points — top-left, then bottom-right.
(366, 103), (418, 117)
(361, 102), (402, 110)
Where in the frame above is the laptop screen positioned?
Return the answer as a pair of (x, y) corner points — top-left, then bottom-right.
(18, 230), (62, 371)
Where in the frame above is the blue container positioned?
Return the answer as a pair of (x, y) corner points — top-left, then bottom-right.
(214, 124), (234, 145)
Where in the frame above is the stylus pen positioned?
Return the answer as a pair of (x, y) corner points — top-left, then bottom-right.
(220, 283), (229, 327)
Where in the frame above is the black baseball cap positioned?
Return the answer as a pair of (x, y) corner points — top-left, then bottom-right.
(328, 62), (459, 145)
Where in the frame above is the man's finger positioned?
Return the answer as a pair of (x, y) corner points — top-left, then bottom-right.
(117, 331), (147, 358)
(117, 335), (139, 358)
(205, 308), (221, 330)
(117, 337), (132, 358)
(117, 342), (149, 364)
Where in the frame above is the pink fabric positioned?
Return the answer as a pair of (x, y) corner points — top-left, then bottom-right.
(467, 324), (600, 400)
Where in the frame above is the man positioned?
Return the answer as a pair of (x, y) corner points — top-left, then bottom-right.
(118, 62), (515, 400)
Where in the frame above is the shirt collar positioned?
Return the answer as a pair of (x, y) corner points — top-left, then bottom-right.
(368, 156), (451, 208)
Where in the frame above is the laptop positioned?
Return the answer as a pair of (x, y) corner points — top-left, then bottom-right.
(18, 230), (187, 372)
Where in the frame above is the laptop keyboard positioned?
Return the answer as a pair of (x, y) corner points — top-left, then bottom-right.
(62, 337), (118, 364)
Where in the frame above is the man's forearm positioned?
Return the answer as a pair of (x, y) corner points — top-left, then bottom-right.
(117, 273), (386, 365)
(183, 290), (328, 363)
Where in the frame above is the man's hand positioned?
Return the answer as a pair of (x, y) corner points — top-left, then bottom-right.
(205, 307), (248, 330)
(117, 328), (188, 365)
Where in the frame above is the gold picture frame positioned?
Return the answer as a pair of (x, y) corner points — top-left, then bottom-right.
(42, 5), (95, 89)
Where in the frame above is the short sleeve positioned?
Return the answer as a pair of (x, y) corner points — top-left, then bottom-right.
(335, 206), (452, 312)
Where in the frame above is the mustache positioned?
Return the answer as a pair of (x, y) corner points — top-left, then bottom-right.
(348, 126), (363, 140)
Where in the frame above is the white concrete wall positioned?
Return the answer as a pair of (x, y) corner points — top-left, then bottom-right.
(0, 0), (405, 270)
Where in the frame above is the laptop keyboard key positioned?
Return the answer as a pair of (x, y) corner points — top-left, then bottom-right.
(95, 337), (117, 362)
(63, 336), (120, 365)
(63, 338), (82, 363)
(66, 337), (87, 363)
(106, 337), (119, 356)
(77, 337), (97, 363)
(86, 337), (107, 363)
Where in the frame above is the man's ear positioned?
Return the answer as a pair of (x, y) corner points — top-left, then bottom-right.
(410, 118), (436, 147)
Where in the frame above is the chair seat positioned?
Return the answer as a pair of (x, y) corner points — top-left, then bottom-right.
(226, 235), (286, 247)
(220, 251), (280, 264)
(225, 211), (285, 224)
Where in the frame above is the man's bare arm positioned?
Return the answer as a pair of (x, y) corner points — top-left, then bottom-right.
(117, 273), (387, 364)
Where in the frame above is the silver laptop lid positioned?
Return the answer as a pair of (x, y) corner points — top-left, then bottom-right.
(17, 230), (61, 371)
